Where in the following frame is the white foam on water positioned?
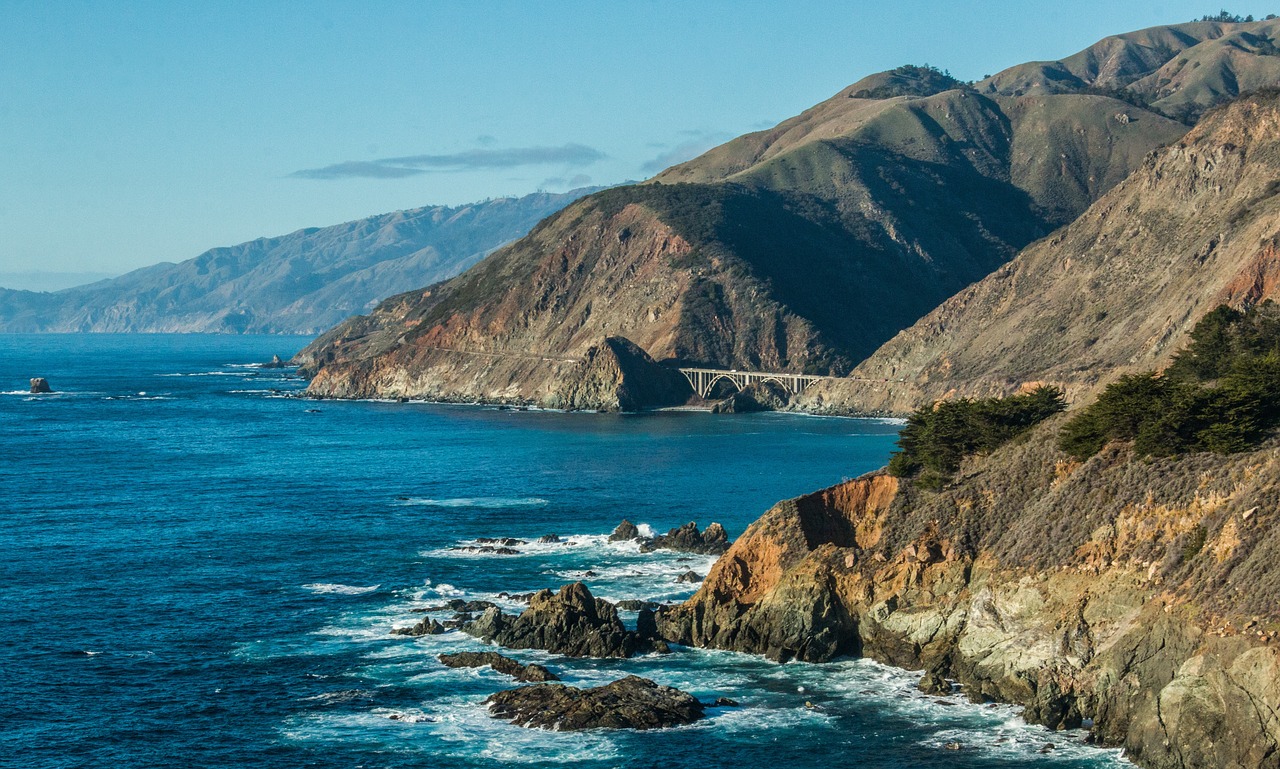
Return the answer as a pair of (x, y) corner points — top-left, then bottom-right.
(281, 697), (621, 763)
(302, 583), (381, 596)
(156, 371), (244, 377)
(395, 497), (549, 508)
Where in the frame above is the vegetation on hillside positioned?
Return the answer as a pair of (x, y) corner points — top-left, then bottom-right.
(1193, 10), (1273, 22)
(851, 65), (970, 99)
(1059, 303), (1280, 459)
(888, 386), (1066, 489)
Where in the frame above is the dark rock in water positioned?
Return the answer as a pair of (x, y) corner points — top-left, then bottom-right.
(640, 522), (731, 555)
(391, 617), (447, 637)
(463, 582), (663, 658)
(583, 570), (598, 577)
(437, 651), (558, 682)
(477, 537), (527, 546)
(453, 545), (520, 555)
(445, 599), (499, 613)
(537, 534), (561, 544)
(676, 570), (703, 584)
(486, 675), (705, 730)
(261, 354), (288, 369)
(609, 519), (640, 542)
(29, 378), (52, 394)
(712, 697), (740, 707)
(918, 667), (952, 695)
(615, 599), (661, 612)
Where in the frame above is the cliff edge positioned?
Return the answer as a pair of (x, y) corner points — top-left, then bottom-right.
(659, 419), (1280, 768)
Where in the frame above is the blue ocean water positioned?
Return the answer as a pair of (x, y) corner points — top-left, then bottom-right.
(0, 335), (1129, 769)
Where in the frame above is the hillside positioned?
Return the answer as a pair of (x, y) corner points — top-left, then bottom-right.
(298, 61), (1189, 406)
(0, 188), (598, 334)
(797, 91), (1280, 415)
(978, 17), (1280, 123)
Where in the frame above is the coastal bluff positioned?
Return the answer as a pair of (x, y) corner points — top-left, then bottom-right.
(658, 418), (1280, 769)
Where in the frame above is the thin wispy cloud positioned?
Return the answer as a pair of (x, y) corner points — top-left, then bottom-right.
(291, 143), (606, 180)
(640, 131), (732, 174)
(539, 173), (594, 190)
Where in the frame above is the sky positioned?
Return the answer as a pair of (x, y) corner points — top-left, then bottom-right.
(0, 0), (1267, 281)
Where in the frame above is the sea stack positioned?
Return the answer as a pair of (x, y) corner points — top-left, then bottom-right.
(29, 378), (52, 394)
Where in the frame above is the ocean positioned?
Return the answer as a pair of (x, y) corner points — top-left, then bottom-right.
(0, 334), (1129, 768)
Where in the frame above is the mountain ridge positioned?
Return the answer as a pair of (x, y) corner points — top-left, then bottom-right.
(0, 187), (600, 334)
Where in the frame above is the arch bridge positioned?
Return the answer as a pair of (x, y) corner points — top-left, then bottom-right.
(676, 367), (827, 399)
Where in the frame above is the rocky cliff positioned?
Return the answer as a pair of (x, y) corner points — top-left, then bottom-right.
(0, 188), (598, 334)
(658, 418), (1280, 768)
(798, 92), (1280, 415)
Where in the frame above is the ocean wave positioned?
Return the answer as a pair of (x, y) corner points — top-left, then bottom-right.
(281, 701), (621, 763)
(395, 496), (550, 508)
(302, 583), (381, 596)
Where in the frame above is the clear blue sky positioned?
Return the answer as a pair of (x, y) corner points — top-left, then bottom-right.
(0, 0), (1261, 277)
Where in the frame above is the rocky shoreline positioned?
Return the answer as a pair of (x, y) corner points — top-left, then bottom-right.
(407, 427), (1280, 769)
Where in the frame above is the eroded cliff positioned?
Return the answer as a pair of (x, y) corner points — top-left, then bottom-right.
(658, 420), (1280, 768)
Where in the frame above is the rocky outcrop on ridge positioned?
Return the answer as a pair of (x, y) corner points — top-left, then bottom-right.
(464, 582), (665, 658)
(656, 420), (1280, 768)
(485, 675), (705, 730)
(437, 651), (558, 682)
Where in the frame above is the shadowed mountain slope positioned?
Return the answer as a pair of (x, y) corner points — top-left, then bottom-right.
(797, 92), (1280, 415)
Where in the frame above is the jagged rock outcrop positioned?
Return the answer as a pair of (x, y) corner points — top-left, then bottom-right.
(798, 92), (1280, 416)
(657, 420), (1280, 768)
(639, 522), (731, 555)
(436, 651), (557, 682)
(609, 520), (731, 555)
(551, 336), (693, 411)
(391, 617), (447, 637)
(28, 378), (51, 394)
(463, 582), (663, 658)
(608, 520), (640, 542)
(485, 675), (705, 730)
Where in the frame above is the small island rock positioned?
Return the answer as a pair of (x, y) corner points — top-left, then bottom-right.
(437, 651), (558, 682)
(486, 675), (705, 730)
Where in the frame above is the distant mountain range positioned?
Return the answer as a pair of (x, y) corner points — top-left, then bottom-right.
(0, 187), (600, 334)
(299, 19), (1280, 406)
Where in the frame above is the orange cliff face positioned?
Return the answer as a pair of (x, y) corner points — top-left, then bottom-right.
(658, 418), (1280, 768)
